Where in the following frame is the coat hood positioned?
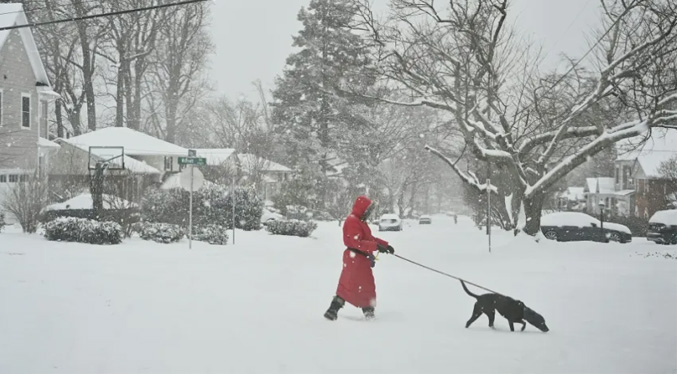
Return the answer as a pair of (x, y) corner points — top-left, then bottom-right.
(351, 195), (373, 219)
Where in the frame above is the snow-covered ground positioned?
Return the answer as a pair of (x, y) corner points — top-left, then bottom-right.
(0, 215), (675, 374)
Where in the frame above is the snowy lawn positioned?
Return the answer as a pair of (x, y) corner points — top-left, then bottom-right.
(0, 215), (675, 374)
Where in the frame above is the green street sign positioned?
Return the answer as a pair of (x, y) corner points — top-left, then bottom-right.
(178, 157), (206, 166)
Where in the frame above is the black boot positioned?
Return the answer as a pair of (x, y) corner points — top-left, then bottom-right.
(324, 296), (345, 321)
(362, 306), (375, 320)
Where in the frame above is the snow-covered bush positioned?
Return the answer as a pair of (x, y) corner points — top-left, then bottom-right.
(192, 224), (229, 245)
(0, 212), (5, 232)
(40, 208), (140, 238)
(44, 217), (123, 245)
(265, 219), (317, 237)
(141, 185), (264, 231)
(134, 222), (184, 244)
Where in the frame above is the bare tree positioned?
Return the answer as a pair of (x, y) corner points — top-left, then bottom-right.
(352, 0), (677, 235)
(147, 1), (212, 142)
(658, 156), (677, 180)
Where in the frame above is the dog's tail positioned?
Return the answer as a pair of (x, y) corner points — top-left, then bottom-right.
(460, 280), (480, 299)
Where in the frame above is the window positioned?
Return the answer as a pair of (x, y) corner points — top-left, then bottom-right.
(0, 175), (6, 183)
(615, 167), (619, 183)
(164, 156), (173, 171)
(8, 174), (18, 183)
(19, 174), (28, 182)
(21, 94), (31, 128)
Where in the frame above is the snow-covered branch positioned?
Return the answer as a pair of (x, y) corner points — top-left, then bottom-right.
(424, 145), (497, 193)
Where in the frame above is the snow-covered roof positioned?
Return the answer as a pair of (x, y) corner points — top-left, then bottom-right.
(63, 127), (188, 157)
(195, 148), (236, 166)
(0, 4), (50, 86)
(45, 193), (137, 211)
(614, 189), (635, 197)
(237, 154), (292, 173)
(616, 129), (677, 178)
(112, 155), (162, 174)
(37, 137), (60, 149)
(585, 177), (615, 194)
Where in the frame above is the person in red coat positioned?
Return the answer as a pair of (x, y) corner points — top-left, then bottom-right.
(324, 195), (395, 321)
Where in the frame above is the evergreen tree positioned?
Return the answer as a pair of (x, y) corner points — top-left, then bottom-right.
(271, 0), (376, 207)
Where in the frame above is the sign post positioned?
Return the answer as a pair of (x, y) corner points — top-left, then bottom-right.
(179, 157), (205, 249)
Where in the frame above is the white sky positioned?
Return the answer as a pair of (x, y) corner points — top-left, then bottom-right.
(207, 0), (601, 101)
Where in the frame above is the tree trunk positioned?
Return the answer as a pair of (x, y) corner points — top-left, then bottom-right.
(115, 63), (125, 127)
(523, 193), (545, 236)
(71, 0), (97, 131)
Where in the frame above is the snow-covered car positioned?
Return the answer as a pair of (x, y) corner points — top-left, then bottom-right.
(261, 210), (284, 225)
(647, 209), (677, 245)
(378, 214), (402, 231)
(540, 212), (632, 243)
(419, 215), (432, 224)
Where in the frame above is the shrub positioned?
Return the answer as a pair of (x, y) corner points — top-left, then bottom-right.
(0, 212), (5, 232)
(44, 217), (123, 245)
(134, 222), (185, 244)
(265, 219), (318, 237)
(192, 224), (229, 245)
(1, 174), (48, 233)
(40, 208), (140, 238)
(141, 184), (264, 231)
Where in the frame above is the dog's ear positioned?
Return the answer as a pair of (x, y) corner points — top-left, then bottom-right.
(516, 300), (524, 307)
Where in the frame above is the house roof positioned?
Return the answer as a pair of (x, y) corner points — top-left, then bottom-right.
(237, 154), (292, 173)
(616, 129), (677, 178)
(0, 4), (50, 86)
(62, 127), (188, 157)
(37, 137), (60, 149)
(195, 148), (236, 166)
(585, 177), (615, 194)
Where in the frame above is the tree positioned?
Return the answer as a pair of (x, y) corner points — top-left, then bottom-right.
(352, 0), (677, 235)
(658, 156), (677, 181)
(271, 0), (377, 207)
(147, 1), (212, 143)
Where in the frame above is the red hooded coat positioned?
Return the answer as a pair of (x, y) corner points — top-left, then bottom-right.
(336, 196), (389, 308)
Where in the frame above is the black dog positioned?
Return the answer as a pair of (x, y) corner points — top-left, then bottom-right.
(461, 281), (549, 332)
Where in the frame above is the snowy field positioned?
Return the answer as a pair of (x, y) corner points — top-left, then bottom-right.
(1, 215), (676, 374)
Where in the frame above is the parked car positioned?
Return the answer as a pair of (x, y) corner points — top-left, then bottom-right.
(540, 212), (632, 243)
(419, 215), (432, 224)
(647, 209), (677, 244)
(378, 214), (402, 231)
(261, 209), (284, 226)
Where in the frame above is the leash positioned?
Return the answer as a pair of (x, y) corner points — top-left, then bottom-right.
(392, 254), (505, 296)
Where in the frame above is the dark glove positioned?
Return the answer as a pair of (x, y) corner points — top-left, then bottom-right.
(377, 244), (395, 254)
(368, 254), (376, 268)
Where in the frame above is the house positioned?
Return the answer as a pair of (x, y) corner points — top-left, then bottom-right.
(615, 129), (677, 218)
(584, 177), (616, 215)
(236, 153), (293, 200)
(50, 127), (187, 202)
(0, 3), (60, 219)
(556, 187), (586, 211)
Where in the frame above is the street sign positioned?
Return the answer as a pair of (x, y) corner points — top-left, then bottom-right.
(180, 166), (205, 191)
(178, 156), (206, 166)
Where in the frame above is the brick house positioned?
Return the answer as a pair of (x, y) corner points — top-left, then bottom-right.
(616, 129), (677, 218)
(0, 4), (60, 218)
